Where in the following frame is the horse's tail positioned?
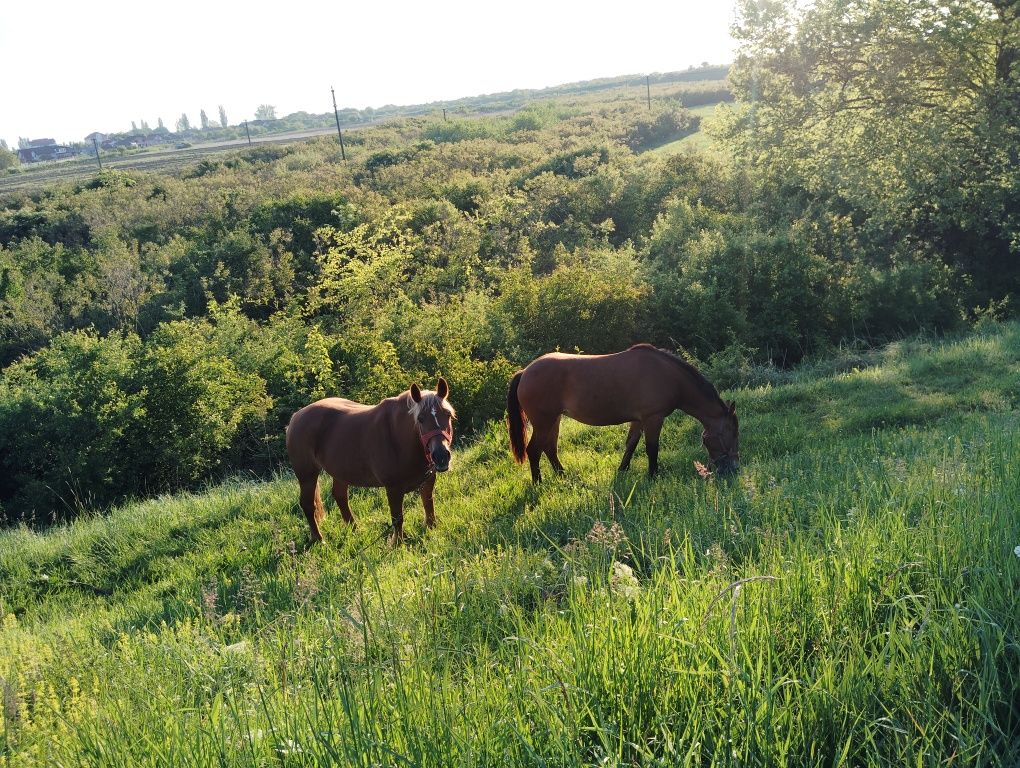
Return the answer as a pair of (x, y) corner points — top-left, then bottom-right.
(507, 371), (528, 464)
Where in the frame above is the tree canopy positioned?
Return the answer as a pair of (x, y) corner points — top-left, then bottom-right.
(722, 0), (1020, 303)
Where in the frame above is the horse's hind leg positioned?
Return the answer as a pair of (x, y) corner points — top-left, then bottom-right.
(526, 416), (549, 484)
(297, 472), (326, 542)
(543, 416), (566, 475)
(618, 421), (643, 471)
(332, 481), (355, 527)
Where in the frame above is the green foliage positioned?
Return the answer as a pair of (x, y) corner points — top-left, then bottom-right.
(0, 330), (144, 519)
(1, 324), (1018, 765)
(625, 105), (695, 150)
(0, 144), (18, 171)
(137, 319), (272, 490)
(494, 248), (650, 357)
(723, 0), (1020, 299)
(0, 318), (272, 520)
(78, 169), (137, 191)
(0, 54), (1015, 520)
(420, 119), (495, 143)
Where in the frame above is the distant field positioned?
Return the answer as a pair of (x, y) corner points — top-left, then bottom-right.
(1, 75), (731, 193)
(2, 324), (1018, 765)
(0, 126), (345, 193)
(648, 102), (727, 156)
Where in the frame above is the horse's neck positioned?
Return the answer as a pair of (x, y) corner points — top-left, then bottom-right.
(670, 370), (724, 427)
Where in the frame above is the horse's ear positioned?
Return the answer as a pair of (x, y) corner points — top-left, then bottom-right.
(410, 383), (422, 403)
(436, 377), (449, 399)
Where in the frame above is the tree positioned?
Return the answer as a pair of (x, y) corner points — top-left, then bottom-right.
(200, 109), (210, 130)
(721, 0), (1020, 302)
(176, 113), (191, 132)
(255, 104), (277, 120)
(17, 138), (30, 149)
(218, 105), (229, 128)
(131, 121), (138, 132)
(157, 117), (166, 130)
(0, 143), (17, 170)
(140, 119), (150, 131)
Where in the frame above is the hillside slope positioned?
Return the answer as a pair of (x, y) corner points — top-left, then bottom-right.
(2, 324), (1019, 766)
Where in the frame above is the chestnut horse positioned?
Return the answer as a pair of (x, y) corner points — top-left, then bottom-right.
(507, 345), (738, 482)
(286, 378), (455, 544)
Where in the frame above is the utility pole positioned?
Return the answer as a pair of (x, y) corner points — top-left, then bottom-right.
(646, 75), (652, 110)
(442, 108), (447, 122)
(244, 120), (252, 145)
(331, 85), (347, 162)
(92, 135), (102, 170)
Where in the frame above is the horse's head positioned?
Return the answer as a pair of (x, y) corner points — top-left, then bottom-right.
(409, 377), (455, 472)
(702, 400), (739, 477)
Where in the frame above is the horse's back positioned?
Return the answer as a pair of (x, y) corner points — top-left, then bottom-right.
(287, 398), (377, 461)
(287, 396), (406, 486)
(518, 348), (673, 425)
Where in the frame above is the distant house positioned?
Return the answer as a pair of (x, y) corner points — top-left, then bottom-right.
(17, 139), (78, 163)
(100, 135), (146, 150)
(84, 132), (106, 145)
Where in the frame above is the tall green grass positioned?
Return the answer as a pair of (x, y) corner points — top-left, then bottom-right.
(2, 324), (1018, 765)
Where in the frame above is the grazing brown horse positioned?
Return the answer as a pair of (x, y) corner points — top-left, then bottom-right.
(507, 345), (738, 482)
(286, 378), (455, 544)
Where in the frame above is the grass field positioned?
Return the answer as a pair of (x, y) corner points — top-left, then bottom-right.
(648, 103), (726, 156)
(2, 324), (1019, 766)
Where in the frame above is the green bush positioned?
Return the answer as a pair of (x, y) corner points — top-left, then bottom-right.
(493, 248), (650, 358)
(0, 331), (144, 521)
(136, 319), (272, 490)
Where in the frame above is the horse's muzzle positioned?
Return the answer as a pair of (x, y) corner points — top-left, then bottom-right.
(432, 446), (452, 472)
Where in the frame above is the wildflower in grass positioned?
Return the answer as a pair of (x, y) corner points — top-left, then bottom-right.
(235, 565), (264, 615)
(705, 543), (730, 576)
(295, 560), (321, 604)
(611, 561), (640, 601)
(1014, 545), (1020, 558)
(586, 520), (626, 548)
(201, 583), (218, 622)
(223, 640), (250, 656)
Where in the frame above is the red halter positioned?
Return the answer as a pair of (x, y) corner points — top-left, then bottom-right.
(417, 424), (453, 466)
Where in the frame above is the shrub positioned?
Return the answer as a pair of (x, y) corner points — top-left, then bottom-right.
(135, 319), (272, 490)
(494, 248), (650, 358)
(0, 331), (144, 521)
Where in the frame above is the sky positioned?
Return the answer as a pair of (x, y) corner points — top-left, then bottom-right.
(1, 0), (737, 148)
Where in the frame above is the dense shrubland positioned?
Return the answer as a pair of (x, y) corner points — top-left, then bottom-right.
(1, 1), (1017, 522)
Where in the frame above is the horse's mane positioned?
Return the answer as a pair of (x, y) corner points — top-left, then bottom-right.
(407, 391), (457, 419)
(628, 344), (727, 408)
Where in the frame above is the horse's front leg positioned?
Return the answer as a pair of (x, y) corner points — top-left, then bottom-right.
(420, 473), (437, 529)
(641, 414), (666, 477)
(385, 487), (406, 546)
